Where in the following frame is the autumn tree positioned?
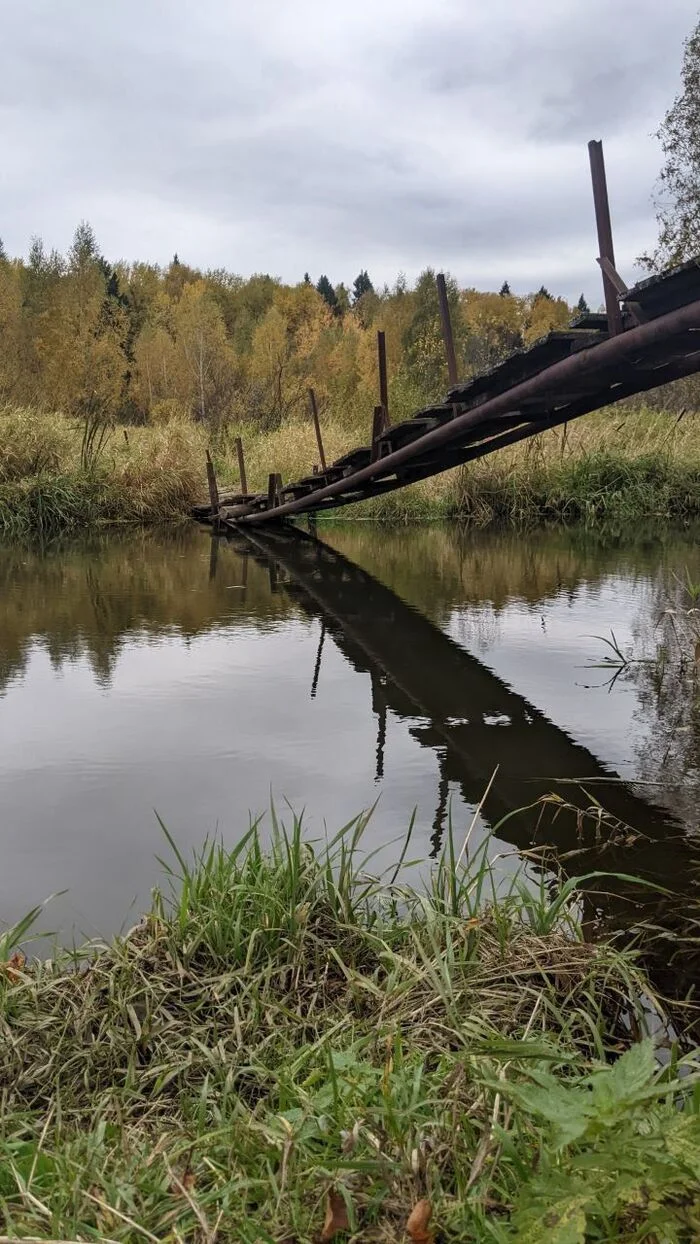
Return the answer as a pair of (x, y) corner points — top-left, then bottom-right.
(462, 289), (523, 372)
(403, 269), (464, 400)
(651, 16), (700, 267)
(170, 280), (238, 426)
(37, 223), (129, 420)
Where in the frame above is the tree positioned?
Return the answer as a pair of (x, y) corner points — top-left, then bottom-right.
(334, 282), (350, 315)
(498, 281), (511, 297)
(0, 237), (6, 262)
(352, 270), (374, 302)
(536, 285), (553, 301)
(576, 293), (590, 316)
(651, 17), (700, 267)
(316, 274), (337, 312)
(303, 272), (311, 285)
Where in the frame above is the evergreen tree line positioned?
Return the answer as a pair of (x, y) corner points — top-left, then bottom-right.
(0, 224), (590, 431)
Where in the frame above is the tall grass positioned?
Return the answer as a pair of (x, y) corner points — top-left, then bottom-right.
(0, 402), (699, 536)
(2, 812), (700, 1241)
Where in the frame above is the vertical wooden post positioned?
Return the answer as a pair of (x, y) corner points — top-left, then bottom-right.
(235, 435), (248, 495)
(307, 388), (327, 472)
(370, 404), (384, 463)
(276, 473), (283, 506)
(377, 331), (390, 428)
(205, 450), (220, 520)
(436, 273), (459, 387)
(588, 139), (623, 336)
(267, 472), (277, 510)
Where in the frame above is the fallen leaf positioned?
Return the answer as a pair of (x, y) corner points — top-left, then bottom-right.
(2, 951), (26, 982)
(321, 1188), (349, 1241)
(406, 1198), (434, 1244)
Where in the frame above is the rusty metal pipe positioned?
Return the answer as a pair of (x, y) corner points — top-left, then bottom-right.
(588, 140), (623, 336)
(239, 298), (700, 525)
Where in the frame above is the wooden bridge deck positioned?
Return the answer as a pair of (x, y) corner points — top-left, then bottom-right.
(193, 144), (700, 529)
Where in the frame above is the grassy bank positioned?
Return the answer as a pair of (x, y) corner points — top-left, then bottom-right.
(2, 817), (700, 1242)
(1, 403), (699, 536)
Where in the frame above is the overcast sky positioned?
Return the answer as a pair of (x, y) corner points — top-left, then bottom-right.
(1, 0), (697, 302)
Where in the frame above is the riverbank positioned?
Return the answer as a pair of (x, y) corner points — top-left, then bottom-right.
(1, 404), (699, 536)
(2, 819), (700, 1242)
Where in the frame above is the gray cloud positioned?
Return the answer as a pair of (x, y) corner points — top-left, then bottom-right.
(0, 0), (697, 303)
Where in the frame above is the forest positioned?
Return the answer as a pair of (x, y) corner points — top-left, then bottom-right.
(0, 225), (583, 433)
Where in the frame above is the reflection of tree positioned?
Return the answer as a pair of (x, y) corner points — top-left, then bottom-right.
(0, 530), (293, 696)
(625, 566), (700, 831)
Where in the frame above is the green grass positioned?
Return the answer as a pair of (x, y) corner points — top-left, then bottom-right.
(2, 813), (700, 1242)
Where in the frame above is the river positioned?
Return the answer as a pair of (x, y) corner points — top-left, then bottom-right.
(1, 522), (699, 970)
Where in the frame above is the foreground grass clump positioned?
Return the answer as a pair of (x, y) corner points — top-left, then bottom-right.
(1, 401), (699, 535)
(2, 817), (700, 1242)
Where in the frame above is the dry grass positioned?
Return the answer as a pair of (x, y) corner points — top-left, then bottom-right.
(0, 402), (699, 536)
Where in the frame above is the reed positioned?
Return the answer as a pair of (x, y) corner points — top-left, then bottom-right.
(2, 812), (700, 1241)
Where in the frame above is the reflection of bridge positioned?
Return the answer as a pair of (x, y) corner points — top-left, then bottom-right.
(225, 526), (699, 913)
(196, 143), (700, 528)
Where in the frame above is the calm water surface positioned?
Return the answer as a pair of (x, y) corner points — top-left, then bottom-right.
(1, 523), (699, 949)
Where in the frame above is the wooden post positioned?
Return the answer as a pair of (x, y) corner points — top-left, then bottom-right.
(377, 331), (390, 428)
(588, 139), (623, 336)
(370, 404), (384, 463)
(436, 273), (458, 387)
(307, 388), (327, 472)
(205, 449), (220, 520)
(235, 435), (248, 495)
(276, 473), (283, 506)
(267, 472), (277, 510)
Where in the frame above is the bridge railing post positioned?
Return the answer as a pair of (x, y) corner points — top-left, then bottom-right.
(235, 435), (248, 496)
(205, 449), (220, 522)
(370, 404), (384, 462)
(377, 331), (390, 429)
(308, 387), (327, 473)
(588, 139), (623, 336)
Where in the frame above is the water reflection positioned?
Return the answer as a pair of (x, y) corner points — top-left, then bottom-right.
(0, 523), (699, 979)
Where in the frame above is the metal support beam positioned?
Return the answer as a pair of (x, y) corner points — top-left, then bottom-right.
(436, 272), (459, 385)
(307, 387), (327, 472)
(588, 140), (623, 336)
(377, 331), (390, 428)
(238, 297), (700, 524)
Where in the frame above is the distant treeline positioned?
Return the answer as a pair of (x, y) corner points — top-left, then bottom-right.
(0, 225), (587, 431)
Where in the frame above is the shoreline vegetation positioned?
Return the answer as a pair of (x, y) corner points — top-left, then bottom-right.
(1, 230), (699, 539)
(1, 402), (699, 537)
(2, 817), (700, 1241)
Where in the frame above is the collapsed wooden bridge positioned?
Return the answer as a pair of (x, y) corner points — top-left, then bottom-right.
(194, 141), (700, 529)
